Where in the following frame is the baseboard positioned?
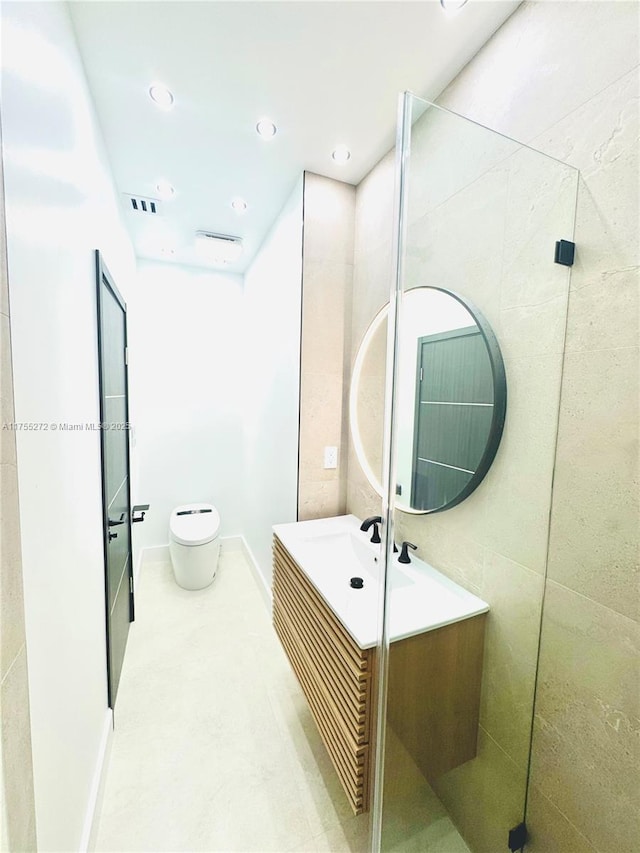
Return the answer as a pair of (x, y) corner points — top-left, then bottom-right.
(240, 536), (272, 611)
(140, 544), (170, 567)
(220, 535), (243, 552)
(140, 537), (241, 566)
(134, 545), (143, 584)
(79, 709), (113, 852)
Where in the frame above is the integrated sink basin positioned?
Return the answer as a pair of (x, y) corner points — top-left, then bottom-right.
(272, 513), (489, 649)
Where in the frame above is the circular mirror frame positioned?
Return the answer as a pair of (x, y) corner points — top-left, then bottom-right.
(349, 286), (507, 515)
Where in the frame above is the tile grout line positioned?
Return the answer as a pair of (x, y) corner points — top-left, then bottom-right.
(543, 575), (640, 628)
(529, 784), (600, 852)
(1, 641), (25, 687)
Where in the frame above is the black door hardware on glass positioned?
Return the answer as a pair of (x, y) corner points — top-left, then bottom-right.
(554, 239), (575, 266)
(398, 541), (417, 563)
(108, 513), (127, 542)
(360, 516), (382, 543)
(508, 822), (528, 852)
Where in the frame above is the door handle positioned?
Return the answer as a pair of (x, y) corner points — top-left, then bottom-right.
(108, 513), (126, 528)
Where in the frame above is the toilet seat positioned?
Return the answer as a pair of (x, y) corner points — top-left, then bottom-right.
(169, 503), (220, 546)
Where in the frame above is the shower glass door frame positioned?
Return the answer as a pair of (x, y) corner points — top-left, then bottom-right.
(370, 91), (578, 853)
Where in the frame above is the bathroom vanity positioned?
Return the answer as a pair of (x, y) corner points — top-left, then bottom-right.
(272, 515), (489, 815)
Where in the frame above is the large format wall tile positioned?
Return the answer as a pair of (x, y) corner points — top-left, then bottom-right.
(565, 265), (639, 354)
(405, 164), (508, 326)
(346, 432), (381, 523)
(482, 354), (563, 574)
(1, 646), (36, 852)
(532, 65), (639, 182)
(303, 174), (355, 266)
(299, 373), (345, 487)
(350, 240), (393, 361)
(478, 552), (544, 769)
(532, 66), (639, 275)
(432, 726), (526, 853)
(382, 726), (470, 853)
(395, 514), (485, 597)
(0, 314), (17, 469)
(525, 785), (597, 853)
(354, 149), (395, 258)
(1, 129), (36, 850)
(407, 105), (518, 223)
(547, 347), (639, 622)
(298, 175), (355, 520)
(439, 1), (640, 149)
(301, 260), (351, 378)
(0, 263), (7, 321)
(530, 581), (640, 852)
(500, 148), (577, 314)
(0, 462), (25, 679)
(568, 175), (640, 288)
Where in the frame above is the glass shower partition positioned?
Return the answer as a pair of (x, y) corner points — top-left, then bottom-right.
(373, 93), (578, 852)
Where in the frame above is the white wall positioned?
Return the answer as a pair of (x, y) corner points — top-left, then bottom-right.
(242, 178), (304, 587)
(0, 2), (136, 849)
(129, 260), (244, 552)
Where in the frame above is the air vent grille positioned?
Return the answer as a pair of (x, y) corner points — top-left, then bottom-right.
(124, 194), (161, 215)
(195, 231), (243, 264)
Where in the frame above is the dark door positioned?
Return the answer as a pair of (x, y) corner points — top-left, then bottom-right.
(96, 250), (134, 708)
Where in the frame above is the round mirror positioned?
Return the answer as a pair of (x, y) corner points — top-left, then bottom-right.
(350, 287), (506, 514)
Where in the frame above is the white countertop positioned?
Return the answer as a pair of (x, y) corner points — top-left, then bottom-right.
(273, 514), (489, 650)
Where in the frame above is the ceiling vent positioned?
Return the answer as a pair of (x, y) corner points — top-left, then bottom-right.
(124, 194), (162, 215)
(195, 231), (243, 264)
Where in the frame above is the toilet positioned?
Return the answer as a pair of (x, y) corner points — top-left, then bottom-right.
(169, 502), (221, 590)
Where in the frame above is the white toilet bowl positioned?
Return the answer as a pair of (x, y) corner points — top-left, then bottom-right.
(169, 503), (221, 590)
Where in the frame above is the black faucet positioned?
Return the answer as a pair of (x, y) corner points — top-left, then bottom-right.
(398, 541), (417, 563)
(360, 516), (382, 544)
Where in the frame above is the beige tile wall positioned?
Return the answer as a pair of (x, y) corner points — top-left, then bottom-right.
(394, 110), (577, 853)
(0, 123), (37, 850)
(345, 2), (639, 851)
(298, 173), (356, 521)
(346, 150), (396, 523)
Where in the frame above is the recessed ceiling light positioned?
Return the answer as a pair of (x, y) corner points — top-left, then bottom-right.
(256, 118), (277, 139)
(149, 83), (174, 111)
(231, 197), (248, 214)
(155, 180), (175, 199)
(440, 0), (469, 10)
(332, 145), (351, 164)
(159, 247), (175, 257)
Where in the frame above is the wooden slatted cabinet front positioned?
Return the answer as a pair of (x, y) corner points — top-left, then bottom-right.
(272, 536), (375, 814)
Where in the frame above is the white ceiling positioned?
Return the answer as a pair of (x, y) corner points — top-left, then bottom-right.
(70, 0), (520, 273)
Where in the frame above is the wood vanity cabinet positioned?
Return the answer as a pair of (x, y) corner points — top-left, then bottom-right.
(272, 535), (486, 815)
(273, 536), (375, 814)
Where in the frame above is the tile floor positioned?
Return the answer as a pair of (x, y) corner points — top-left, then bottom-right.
(94, 548), (469, 852)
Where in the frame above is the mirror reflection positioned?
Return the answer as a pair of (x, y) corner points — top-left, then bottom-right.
(350, 287), (506, 514)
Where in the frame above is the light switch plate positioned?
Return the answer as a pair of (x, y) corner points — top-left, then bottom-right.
(324, 446), (338, 469)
